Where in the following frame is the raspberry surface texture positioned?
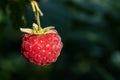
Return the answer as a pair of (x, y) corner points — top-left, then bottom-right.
(21, 32), (63, 66)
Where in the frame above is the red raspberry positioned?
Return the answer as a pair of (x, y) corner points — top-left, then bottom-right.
(20, 24), (63, 66)
(21, 32), (63, 66)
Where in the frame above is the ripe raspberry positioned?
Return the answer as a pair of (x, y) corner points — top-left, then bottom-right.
(20, 23), (63, 66)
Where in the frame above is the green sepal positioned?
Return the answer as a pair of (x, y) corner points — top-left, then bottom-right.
(20, 28), (33, 34)
(20, 23), (57, 35)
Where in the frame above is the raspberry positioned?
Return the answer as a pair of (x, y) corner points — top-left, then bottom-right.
(21, 29), (63, 66)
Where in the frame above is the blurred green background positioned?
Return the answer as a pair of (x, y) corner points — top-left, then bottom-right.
(0, 0), (120, 80)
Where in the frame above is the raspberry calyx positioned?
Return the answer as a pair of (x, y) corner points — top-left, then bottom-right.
(20, 23), (56, 35)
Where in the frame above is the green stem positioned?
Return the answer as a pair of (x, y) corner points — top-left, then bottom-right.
(30, 0), (43, 32)
(36, 11), (42, 31)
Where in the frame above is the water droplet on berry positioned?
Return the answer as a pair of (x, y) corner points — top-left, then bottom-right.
(52, 45), (55, 49)
(48, 52), (51, 54)
(48, 37), (52, 40)
(42, 50), (46, 53)
(44, 57), (46, 59)
(40, 40), (43, 43)
(38, 55), (41, 57)
(38, 47), (40, 50)
(34, 39), (37, 42)
(52, 59), (55, 62)
(46, 44), (50, 48)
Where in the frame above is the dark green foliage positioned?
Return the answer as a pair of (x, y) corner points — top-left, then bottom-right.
(0, 0), (120, 80)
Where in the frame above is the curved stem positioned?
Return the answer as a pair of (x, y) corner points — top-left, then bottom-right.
(30, 0), (43, 31)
